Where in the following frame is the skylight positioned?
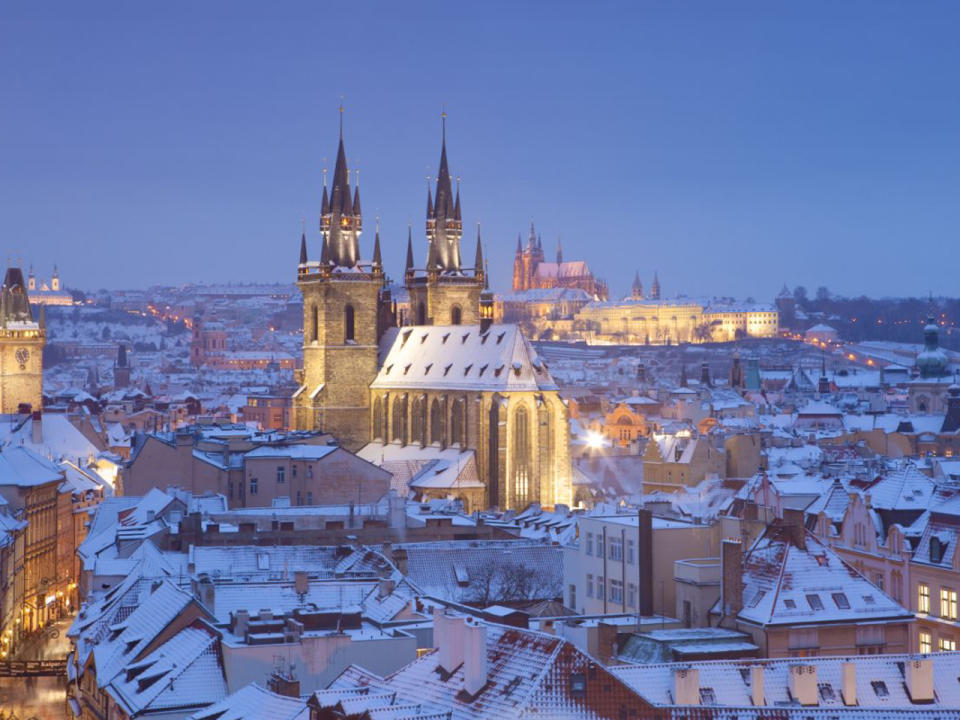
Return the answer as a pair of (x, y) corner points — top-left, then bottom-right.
(831, 592), (850, 609)
(805, 594), (824, 611)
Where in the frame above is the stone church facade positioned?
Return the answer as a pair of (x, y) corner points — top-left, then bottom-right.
(294, 115), (572, 510)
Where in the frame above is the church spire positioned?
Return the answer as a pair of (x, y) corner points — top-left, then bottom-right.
(372, 218), (382, 269)
(556, 237), (563, 264)
(405, 225), (415, 277)
(299, 229), (308, 266)
(425, 110), (462, 273)
(474, 223), (484, 276)
(320, 106), (361, 268)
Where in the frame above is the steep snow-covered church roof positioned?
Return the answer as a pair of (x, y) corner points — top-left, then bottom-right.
(373, 324), (557, 393)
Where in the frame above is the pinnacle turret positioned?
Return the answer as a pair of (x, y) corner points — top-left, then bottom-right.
(405, 226), (415, 276)
(474, 224), (484, 276)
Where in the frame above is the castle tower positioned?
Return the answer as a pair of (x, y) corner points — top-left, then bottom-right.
(51, 265), (60, 292)
(631, 270), (643, 300)
(294, 111), (384, 449)
(0, 266), (45, 413)
(27, 265), (36, 291)
(406, 115), (482, 326)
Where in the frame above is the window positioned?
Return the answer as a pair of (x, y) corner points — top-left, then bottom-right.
(609, 537), (623, 561)
(513, 407), (531, 506)
(344, 304), (355, 342)
(596, 535), (605, 559)
(919, 631), (932, 654)
(249, 477), (258, 495)
(306, 491), (312, 505)
(831, 592), (850, 610)
(871, 681), (889, 697)
(416, 302), (426, 325)
(291, 464), (297, 478)
(940, 588), (958, 620)
(806, 594), (824, 611)
(310, 305), (318, 342)
(627, 583), (636, 608)
(585, 533), (593, 556)
(940, 637), (957, 651)
(296, 491), (302, 506)
(568, 584), (577, 609)
(307, 465), (313, 479)
(626, 539), (635, 564)
(610, 579), (623, 604)
(277, 466), (285, 483)
(873, 573), (884, 591)
(586, 574), (593, 598)
(699, 688), (716, 704)
(818, 683), (835, 701)
(919, 583), (930, 613)
(747, 590), (766, 608)
(451, 305), (462, 325)
(784, 598), (797, 609)
(789, 628), (819, 650)
(597, 576), (605, 600)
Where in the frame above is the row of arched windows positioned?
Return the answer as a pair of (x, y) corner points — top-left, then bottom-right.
(373, 394), (467, 448)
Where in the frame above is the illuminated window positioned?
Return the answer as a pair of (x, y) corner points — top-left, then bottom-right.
(939, 637), (956, 652)
(940, 588), (958, 620)
(919, 583), (930, 613)
(919, 631), (932, 654)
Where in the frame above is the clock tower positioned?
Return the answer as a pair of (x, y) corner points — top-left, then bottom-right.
(0, 266), (45, 414)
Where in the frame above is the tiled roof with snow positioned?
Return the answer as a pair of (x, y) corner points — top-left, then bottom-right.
(189, 682), (307, 720)
(373, 324), (557, 393)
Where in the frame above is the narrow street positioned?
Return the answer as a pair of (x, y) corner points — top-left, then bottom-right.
(0, 618), (72, 718)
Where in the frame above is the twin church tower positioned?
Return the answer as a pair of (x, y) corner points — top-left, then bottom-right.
(293, 114), (488, 447)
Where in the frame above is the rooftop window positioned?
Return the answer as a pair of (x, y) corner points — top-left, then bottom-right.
(831, 593), (850, 609)
(871, 680), (889, 697)
(806, 594), (824, 611)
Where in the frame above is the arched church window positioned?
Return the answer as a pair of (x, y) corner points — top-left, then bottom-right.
(430, 398), (445, 445)
(513, 406), (531, 508)
(392, 395), (408, 445)
(451, 396), (466, 447)
(344, 304), (355, 343)
(412, 396), (427, 446)
(417, 302), (426, 325)
(311, 305), (318, 342)
(373, 396), (384, 440)
(451, 305), (462, 325)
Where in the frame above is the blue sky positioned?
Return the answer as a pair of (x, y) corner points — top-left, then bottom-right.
(2, 1), (958, 299)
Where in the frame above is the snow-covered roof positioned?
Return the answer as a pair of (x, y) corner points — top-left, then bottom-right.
(0, 446), (62, 488)
(188, 682), (307, 720)
(372, 324), (557, 393)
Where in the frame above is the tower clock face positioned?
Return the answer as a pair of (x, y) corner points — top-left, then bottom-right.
(15, 347), (30, 369)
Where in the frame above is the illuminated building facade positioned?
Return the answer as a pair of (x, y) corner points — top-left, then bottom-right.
(512, 223), (608, 300)
(0, 266), (45, 414)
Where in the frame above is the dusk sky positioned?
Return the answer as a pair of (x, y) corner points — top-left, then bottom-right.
(2, 1), (959, 299)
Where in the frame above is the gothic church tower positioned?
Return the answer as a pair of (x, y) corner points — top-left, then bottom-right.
(293, 114), (384, 449)
(406, 117), (483, 326)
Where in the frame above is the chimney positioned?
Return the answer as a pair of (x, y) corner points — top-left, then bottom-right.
(378, 579), (396, 599)
(781, 508), (806, 549)
(146, 509), (156, 523)
(750, 665), (764, 706)
(700, 362), (711, 387)
(673, 667), (699, 705)
(789, 665), (818, 706)
(294, 570), (309, 596)
(462, 620), (488, 697)
(720, 538), (743, 624)
(233, 609), (250, 638)
(842, 662), (856, 706)
(595, 622), (619, 664)
(637, 508), (654, 615)
(31, 410), (42, 445)
(433, 608), (465, 674)
(905, 658), (934, 703)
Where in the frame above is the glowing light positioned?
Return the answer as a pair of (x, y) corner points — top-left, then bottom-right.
(586, 431), (605, 450)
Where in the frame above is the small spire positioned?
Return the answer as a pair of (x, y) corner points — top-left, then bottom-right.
(339, 98), (344, 139)
(405, 226), (415, 275)
(516, 233), (522, 254)
(352, 184), (361, 217)
(426, 179), (434, 218)
(372, 217), (382, 268)
(299, 227), (308, 265)
(454, 178), (461, 222)
(474, 223), (483, 276)
(556, 236), (563, 264)
(484, 258), (490, 290)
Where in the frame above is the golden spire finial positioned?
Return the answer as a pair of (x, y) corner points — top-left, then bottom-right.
(338, 96), (344, 137)
(322, 158), (328, 187)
